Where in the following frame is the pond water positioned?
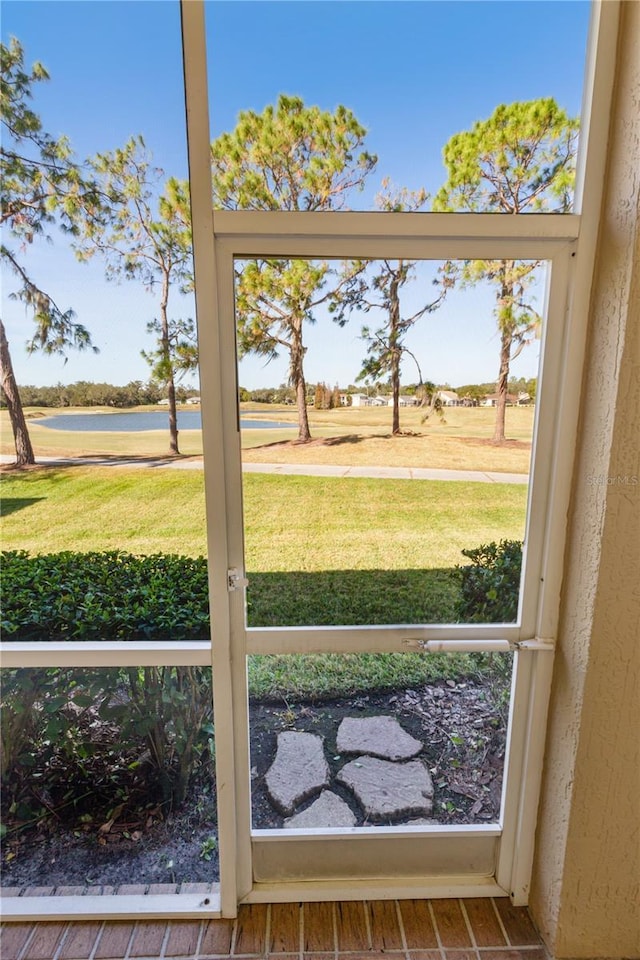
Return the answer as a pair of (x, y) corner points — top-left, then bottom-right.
(35, 412), (296, 433)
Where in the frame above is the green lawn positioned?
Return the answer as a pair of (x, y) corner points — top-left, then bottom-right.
(1, 466), (526, 695)
(0, 467), (526, 563)
(0, 466), (209, 555)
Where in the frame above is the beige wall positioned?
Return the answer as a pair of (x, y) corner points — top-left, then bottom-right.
(530, 3), (640, 957)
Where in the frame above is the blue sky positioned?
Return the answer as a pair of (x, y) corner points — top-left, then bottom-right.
(2, 0), (590, 392)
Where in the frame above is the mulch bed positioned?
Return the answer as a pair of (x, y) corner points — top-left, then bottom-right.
(1, 677), (508, 891)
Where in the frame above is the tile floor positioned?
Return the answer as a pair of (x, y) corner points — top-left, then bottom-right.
(0, 898), (548, 960)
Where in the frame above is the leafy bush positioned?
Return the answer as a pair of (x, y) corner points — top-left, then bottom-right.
(1, 552), (215, 820)
(1, 664), (215, 823)
(457, 539), (523, 623)
(1, 550), (210, 641)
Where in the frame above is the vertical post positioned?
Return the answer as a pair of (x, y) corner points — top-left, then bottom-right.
(179, 0), (239, 918)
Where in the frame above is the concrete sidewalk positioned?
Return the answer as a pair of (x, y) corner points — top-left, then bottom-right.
(242, 462), (529, 483)
(1, 453), (529, 483)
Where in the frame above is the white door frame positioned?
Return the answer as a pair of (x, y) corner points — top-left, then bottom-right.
(208, 217), (569, 907)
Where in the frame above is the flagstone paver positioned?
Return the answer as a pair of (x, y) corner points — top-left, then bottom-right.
(336, 715), (423, 760)
(284, 790), (357, 828)
(265, 731), (330, 816)
(336, 756), (434, 822)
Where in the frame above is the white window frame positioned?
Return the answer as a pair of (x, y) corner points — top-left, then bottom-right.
(0, 0), (620, 922)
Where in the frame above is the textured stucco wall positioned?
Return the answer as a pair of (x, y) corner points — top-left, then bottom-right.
(530, 3), (640, 957)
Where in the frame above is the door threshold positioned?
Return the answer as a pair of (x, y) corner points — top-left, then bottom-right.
(241, 876), (507, 904)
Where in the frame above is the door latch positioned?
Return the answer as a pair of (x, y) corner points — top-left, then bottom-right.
(227, 568), (249, 592)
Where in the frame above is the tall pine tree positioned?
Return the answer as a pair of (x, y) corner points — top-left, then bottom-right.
(434, 99), (578, 442)
(211, 95), (376, 442)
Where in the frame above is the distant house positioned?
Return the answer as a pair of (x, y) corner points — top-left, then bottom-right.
(185, 396), (201, 405)
(436, 390), (461, 406)
(386, 395), (417, 407)
(348, 393), (388, 407)
(158, 398), (170, 405)
(482, 393), (519, 407)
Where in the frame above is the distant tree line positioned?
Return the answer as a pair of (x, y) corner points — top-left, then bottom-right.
(1, 380), (199, 409)
(454, 377), (537, 404)
(4, 376), (535, 411)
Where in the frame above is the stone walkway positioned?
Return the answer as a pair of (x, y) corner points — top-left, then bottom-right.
(264, 715), (436, 827)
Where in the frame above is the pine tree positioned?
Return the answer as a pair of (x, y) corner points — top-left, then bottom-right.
(211, 95), (376, 442)
(434, 99), (578, 443)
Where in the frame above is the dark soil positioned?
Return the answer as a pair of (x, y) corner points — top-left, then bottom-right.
(1, 782), (219, 890)
(1, 677), (508, 891)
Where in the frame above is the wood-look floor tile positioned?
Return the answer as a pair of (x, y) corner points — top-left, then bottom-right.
(463, 898), (507, 947)
(481, 950), (547, 960)
(303, 901), (335, 952)
(234, 903), (267, 955)
(200, 918), (234, 957)
(148, 883), (178, 895)
(493, 900), (541, 946)
(398, 900), (438, 949)
(20, 923), (67, 960)
(405, 951), (442, 960)
(0, 922), (34, 960)
(93, 922), (135, 960)
(348, 953), (406, 960)
(164, 920), (202, 957)
(367, 900), (403, 951)
(115, 884), (147, 896)
(269, 902), (301, 954)
(58, 922), (102, 959)
(335, 901), (369, 951)
(128, 921), (167, 958)
(431, 900), (472, 948)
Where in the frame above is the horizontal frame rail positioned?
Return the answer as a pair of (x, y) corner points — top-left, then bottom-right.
(252, 824), (502, 841)
(213, 210), (581, 241)
(220, 236), (576, 264)
(0, 890), (221, 922)
(0, 640), (212, 668)
(245, 623), (523, 654)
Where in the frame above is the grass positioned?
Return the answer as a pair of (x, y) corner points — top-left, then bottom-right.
(1, 403), (534, 473)
(0, 467), (209, 555)
(0, 467), (527, 568)
(247, 651), (500, 700)
(0, 465), (525, 696)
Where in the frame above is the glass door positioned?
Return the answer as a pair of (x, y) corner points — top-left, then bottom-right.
(204, 212), (575, 904)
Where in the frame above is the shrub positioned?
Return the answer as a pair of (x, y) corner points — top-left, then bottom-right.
(457, 539), (523, 623)
(1, 550), (210, 641)
(1, 552), (214, 819)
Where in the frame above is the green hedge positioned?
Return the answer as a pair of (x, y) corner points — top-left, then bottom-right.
(456, 539), (523, 623)
(1, 550), (210, 642)
(2, 543), (524, 642)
